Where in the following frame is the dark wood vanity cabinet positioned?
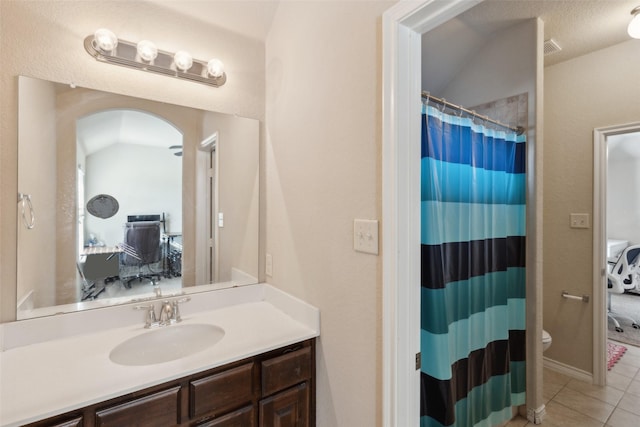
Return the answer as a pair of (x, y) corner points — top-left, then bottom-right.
(95, 386), (182, 426)
(259, 346), (312, 427)
(259, 383), (309, 427)
(25, 340), (315, 427)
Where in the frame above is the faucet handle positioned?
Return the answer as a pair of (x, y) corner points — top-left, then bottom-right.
(171, 297), (191, 323)
(133, 304), (157, 328)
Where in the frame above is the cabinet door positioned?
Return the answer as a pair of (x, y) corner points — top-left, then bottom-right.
(95, 386), (181, 426)
(195, 405), (255, 427)
(259, 383), (308, 427)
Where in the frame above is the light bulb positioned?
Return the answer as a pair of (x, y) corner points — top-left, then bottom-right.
(629, 8), (640, 39)
(207, 59), (225, 78)
(174, 51), (193, 71)
(136, 40), (158, 62)
(94, 28), (118, 51)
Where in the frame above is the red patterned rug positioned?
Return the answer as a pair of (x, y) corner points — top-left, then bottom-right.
(608, 341), (627, 370)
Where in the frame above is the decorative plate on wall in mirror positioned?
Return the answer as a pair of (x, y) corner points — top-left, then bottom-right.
(87, 194), (119, 219)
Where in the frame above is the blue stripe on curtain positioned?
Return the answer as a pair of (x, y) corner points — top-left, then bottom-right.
(421, 158), (526, 205)
(420, 103), (526, 427)
(421, 108), (525, 174)
(420, 202), (525, 246)
(421, 268), (526, 334)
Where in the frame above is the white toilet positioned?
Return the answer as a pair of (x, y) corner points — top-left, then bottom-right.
(542, 329), (552, 351)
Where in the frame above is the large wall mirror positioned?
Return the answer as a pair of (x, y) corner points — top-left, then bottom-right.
(17, 76), (260, 320)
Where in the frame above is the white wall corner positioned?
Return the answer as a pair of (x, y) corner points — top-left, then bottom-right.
(527, 404), (546, 425)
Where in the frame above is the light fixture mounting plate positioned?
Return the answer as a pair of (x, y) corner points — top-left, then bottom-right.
(84, 36), (226, 88)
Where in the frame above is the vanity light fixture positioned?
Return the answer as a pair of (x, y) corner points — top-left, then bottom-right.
(173, 50), (193, 72)
(94, 28), (118, 51)
(84, 29), (226, 87)
(136, 40), (158, 62)
(207, 59), (225, 78)
(629, 6), (640, 39)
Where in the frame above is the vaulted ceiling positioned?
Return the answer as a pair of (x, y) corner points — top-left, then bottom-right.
(422, 0), (639, 94)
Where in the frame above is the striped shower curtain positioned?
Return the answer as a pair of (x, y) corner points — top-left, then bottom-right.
(420, 103), (526, 427)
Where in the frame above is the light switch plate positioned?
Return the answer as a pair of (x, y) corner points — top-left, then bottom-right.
(570, 213), (590, 229)
(354, 219), (379, 255)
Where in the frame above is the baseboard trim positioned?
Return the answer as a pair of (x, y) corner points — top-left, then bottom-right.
(527, 404), (546, 425)
(543, 356), (593, 383)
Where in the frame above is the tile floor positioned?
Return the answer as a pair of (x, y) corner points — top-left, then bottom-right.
(506, 341), (640, 427)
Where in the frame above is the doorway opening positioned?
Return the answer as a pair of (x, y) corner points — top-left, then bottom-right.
(594, 123), (640, 385)
(382, 1), (542, 425)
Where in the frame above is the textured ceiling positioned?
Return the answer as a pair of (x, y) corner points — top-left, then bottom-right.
(422, 0), (639, 94)
(456, 0), (637, 66)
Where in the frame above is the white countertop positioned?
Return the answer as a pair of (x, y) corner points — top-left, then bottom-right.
(0, 284), (319, 427)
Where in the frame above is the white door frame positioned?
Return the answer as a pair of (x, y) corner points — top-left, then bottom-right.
(382, 1), (545, 424)
(381, 2), (482, 426)
(593, 122), (640, 386)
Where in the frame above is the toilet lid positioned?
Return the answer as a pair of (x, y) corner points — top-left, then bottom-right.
(542, 330), (551, 342)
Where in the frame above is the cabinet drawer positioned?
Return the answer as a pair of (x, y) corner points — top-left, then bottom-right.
(195, 404), (255, 427)
(190, 363), (255, 418)
(261, 347), (311, 396)
(50, 418), (83, 427)
(95, 386), (180, 426)
(26, 415), (83, 427)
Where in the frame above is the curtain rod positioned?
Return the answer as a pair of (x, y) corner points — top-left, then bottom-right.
(421, 91), (525, 136)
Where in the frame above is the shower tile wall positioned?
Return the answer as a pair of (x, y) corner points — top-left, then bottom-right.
(471, 93), (528, 132)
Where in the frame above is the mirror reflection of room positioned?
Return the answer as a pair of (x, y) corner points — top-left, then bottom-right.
(607, 131), (640, 347)
(78, 109), (183, 301)
(16, 76), (260, 319)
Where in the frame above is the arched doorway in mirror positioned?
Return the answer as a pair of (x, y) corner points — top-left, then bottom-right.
(76, 109), (183, 301)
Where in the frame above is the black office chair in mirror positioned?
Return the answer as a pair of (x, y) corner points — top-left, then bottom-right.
(16, 76), (260, 319)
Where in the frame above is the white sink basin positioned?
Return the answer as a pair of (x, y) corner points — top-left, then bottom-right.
(109, 323), (225, 366)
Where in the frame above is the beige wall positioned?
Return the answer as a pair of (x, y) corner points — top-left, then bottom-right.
(543, 39), (640, 373)
(0, 0), (265, 321)
(16, 77), (57, 308)
(265, 2), (393, 425)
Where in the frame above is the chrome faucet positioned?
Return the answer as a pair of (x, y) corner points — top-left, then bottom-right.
(158, 301), (174, 325)
(134, 297), (191, 328)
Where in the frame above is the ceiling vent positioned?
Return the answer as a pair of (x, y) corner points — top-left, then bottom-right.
(544, 38), (562, 56)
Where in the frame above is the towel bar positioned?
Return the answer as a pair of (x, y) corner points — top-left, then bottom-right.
(561, 291), (589, 303)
